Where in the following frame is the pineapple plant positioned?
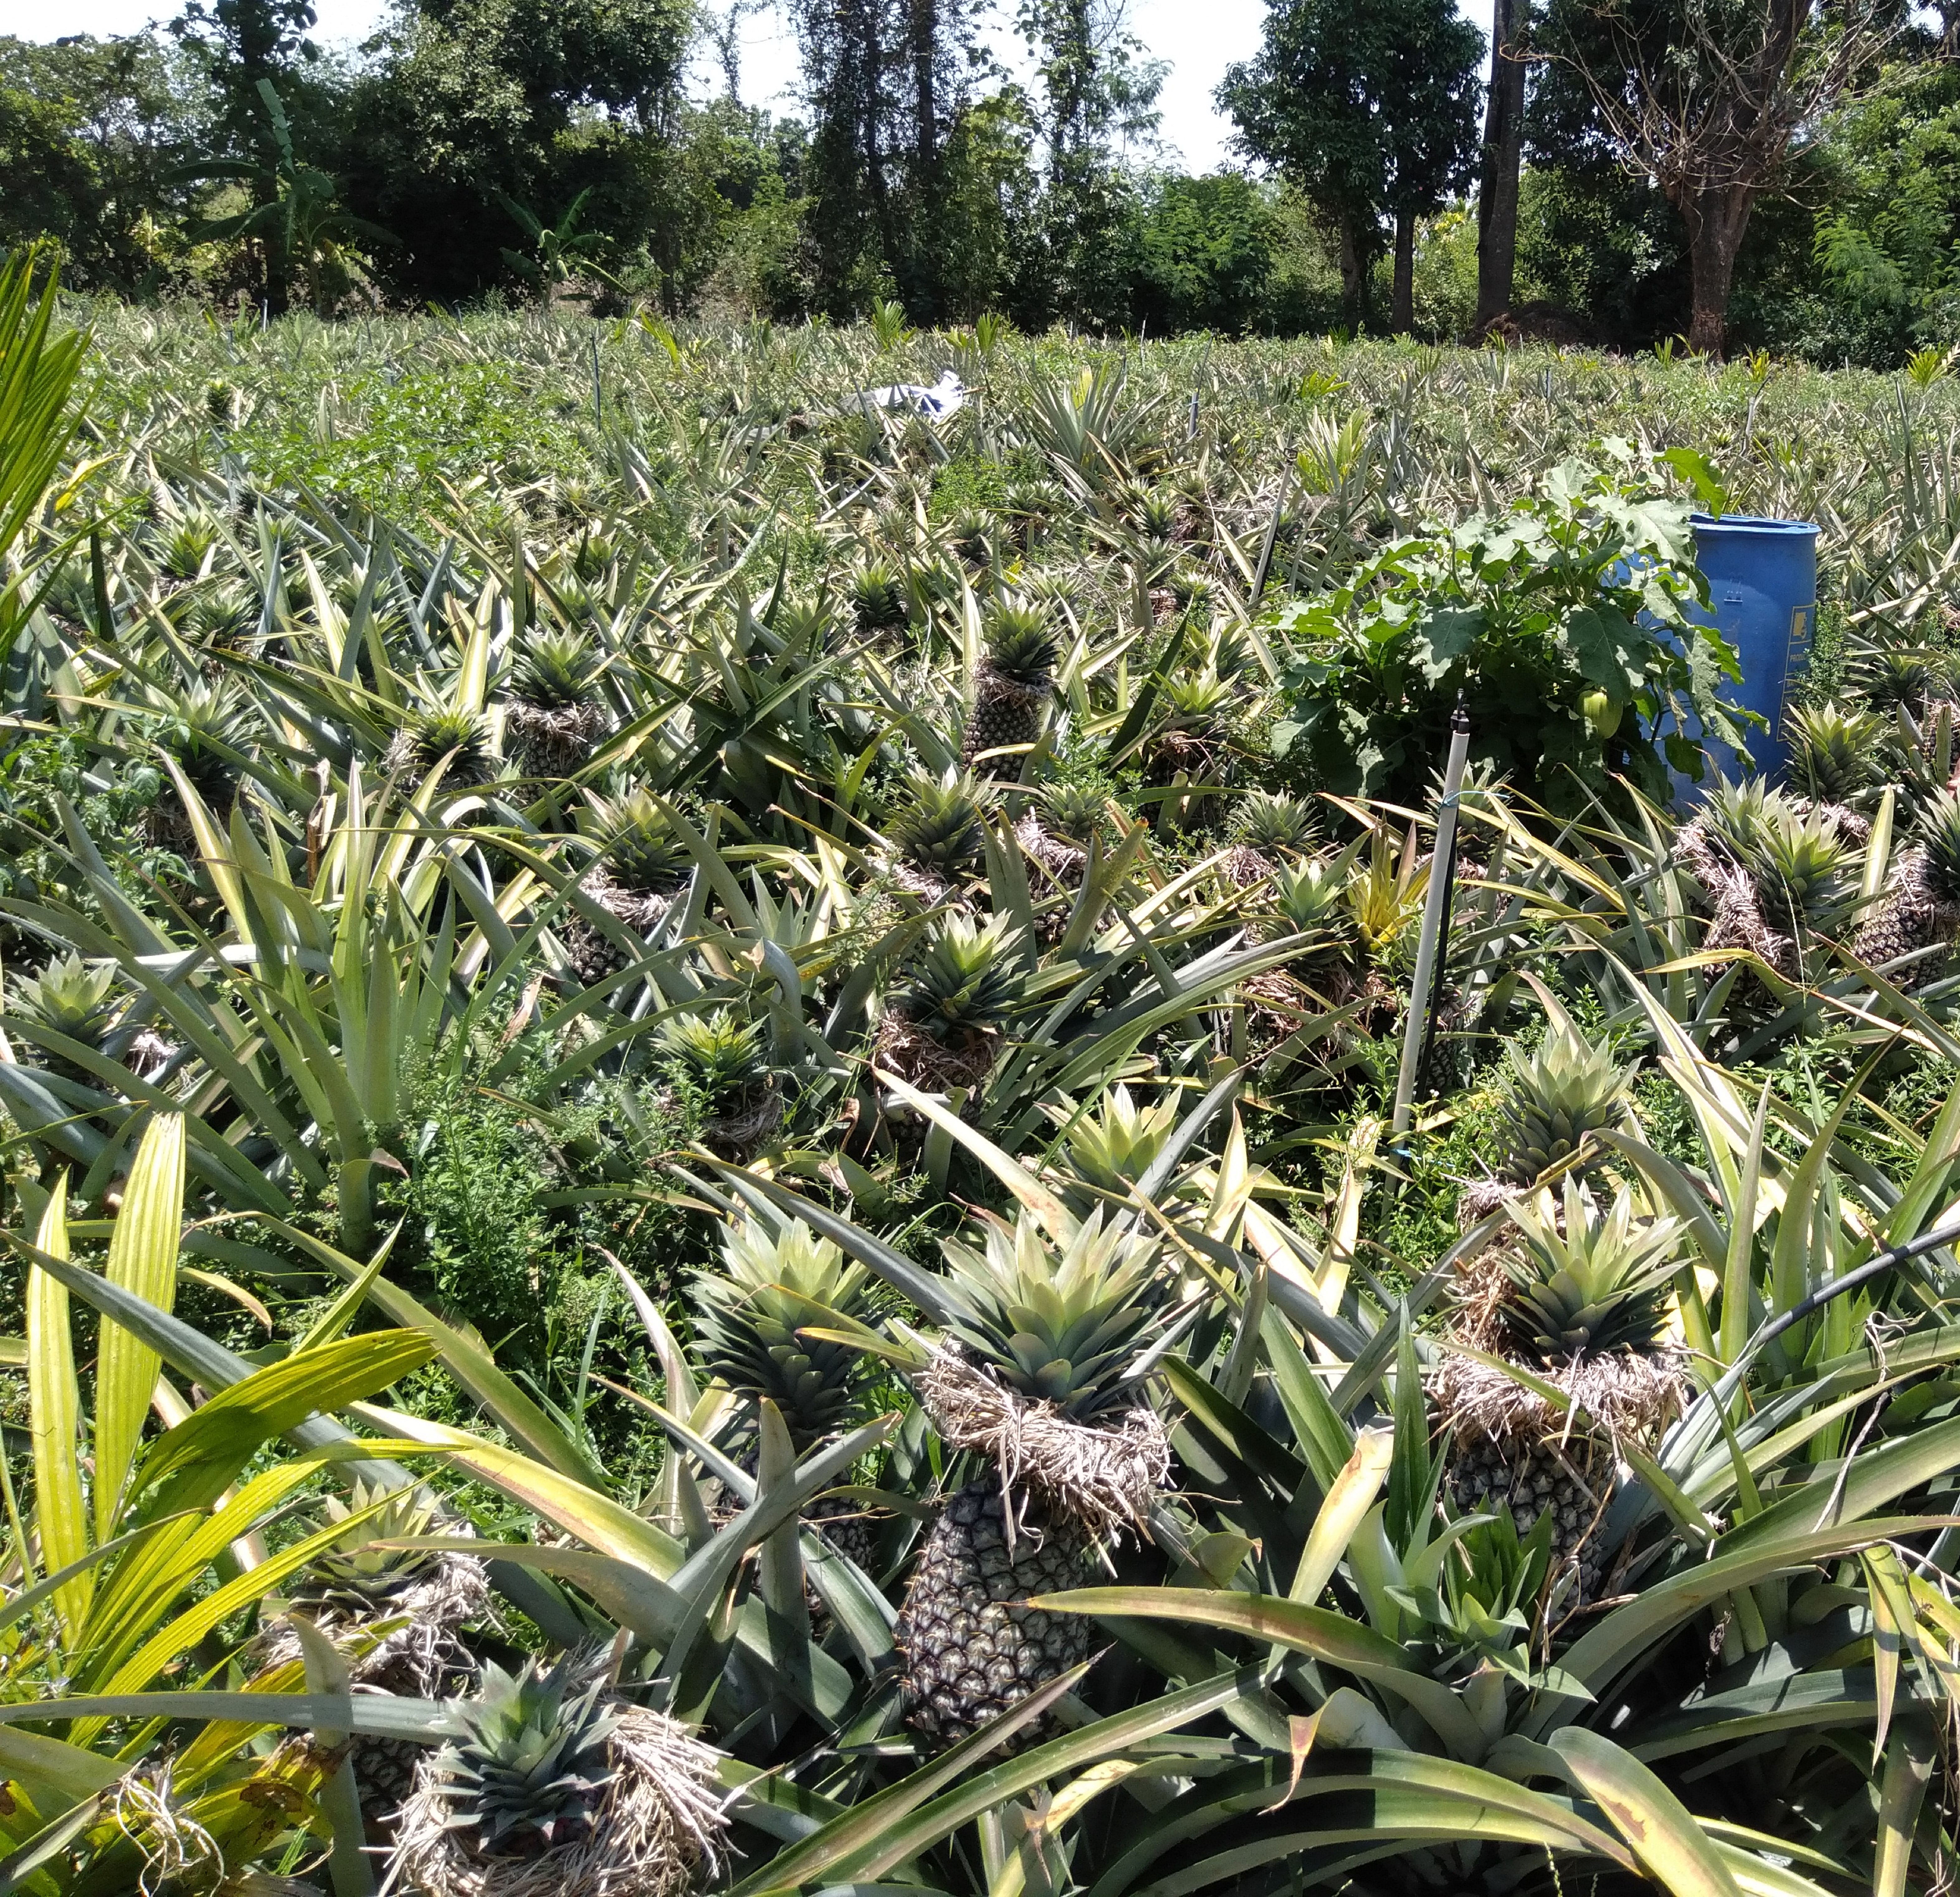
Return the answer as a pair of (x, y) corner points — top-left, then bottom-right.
(1787, 700), (1884, 811)
(1854, 788), (1960, 977)
(895, 1209), (1174, 1749)
(961, 600), (1057, 769)
(391, 1652), (726, 1897)
(506, 628), (607, 776)
(877, 913), (1023, 1090)
(885, 767), (988, 899)
(658, 1009), (777, 1156)
(1432, 1180), (1688, 1605)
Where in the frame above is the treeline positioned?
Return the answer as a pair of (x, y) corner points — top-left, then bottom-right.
(4, 0), (1960, 362)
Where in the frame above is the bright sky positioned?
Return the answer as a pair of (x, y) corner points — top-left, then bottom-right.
(1, 0), (1498, 174)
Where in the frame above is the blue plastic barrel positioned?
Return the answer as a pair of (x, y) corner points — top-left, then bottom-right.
(1682, 513), (1819, 789)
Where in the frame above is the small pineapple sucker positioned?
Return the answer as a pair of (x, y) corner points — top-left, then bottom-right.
(962, 600), (1058, 770)
(9, 953), (125, 1081)
(895, 1210), (1174, 1750)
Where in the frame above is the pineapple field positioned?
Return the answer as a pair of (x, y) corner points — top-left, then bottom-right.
(5, 245), (1960, 1897)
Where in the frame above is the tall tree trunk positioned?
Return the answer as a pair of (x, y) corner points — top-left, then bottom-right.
(1337, 213), (1366, 332)
(1678, 181), (1754, 357)
(1474, 0), (1526, 330)
(1392, 208), (1415, 333)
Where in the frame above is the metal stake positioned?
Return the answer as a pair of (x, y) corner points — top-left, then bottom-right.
(1392, 697), (1471, 1137)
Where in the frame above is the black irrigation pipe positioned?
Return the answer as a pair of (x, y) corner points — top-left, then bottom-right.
(1708, 1218), (1960, 1410)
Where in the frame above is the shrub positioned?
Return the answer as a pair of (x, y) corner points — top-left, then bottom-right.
(1269, 450), (1746, 810)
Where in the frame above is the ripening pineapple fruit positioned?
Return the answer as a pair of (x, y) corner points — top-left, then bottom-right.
(386, 706), (499, 789)
(1434, 1180), (1686, 1603)
(895, 1210), (1172, 1749)
(885, 767), (989, 899)
(277, 1480), (489, 1819)
(558, 788), (690, 986)
(877, 913), (1024, 1090)
(658, 1009), (776, 1154)
(506, 628), (606, 776)
(850, 558), (909, 634)
(1492, 1022), (1634, 1186)
(1787, 701), (1884, 810)
(961, 600), (1057, 769)
(1855, 788), (1960, 976)
(694, 1215), (882, 1567)
(392, 1650), (726, 1897)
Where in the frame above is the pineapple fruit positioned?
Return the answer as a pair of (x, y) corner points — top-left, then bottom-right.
(1854, 788), (1960, 977)
(693, 1215), (882, 1570)
(895, 1210), (1171, 1749)
(561, 787), (690, 984)
(392, 1651), (726, 1896)
(961, 600), (1057, 769)
(885, 767), (989, 900)
(1437, 1180), (1686, 1605)
(1787, 700), (1884, 810)
(658, 1009), (777, 1156)
(506, 629), (606, 777)
(386, 706), (499, 789)
(876, 913), (1023, 1090)
(1224, 789), (1319, 886)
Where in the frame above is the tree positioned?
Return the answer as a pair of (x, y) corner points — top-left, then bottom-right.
(180, 77), (386, 313)
(171, 0), (320, 312)
(338, 0), (695, 303)
(1218, 0), (1481, 331)
(1475, 0), (1532, 326)
(790, 0), (988, 317)
(1540, 0), (1890, 354)
(1013, 0), (1164, 327)
(0, 35), (203, 294)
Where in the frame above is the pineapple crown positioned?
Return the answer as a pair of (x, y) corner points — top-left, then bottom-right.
(980, 599), (1058, 689)
(309, 1479), (440, 1594)
(1493, 1020), (1633, 1171)
(1499, 1179), (1684, 1365)
(1055, 1084), (1181, 1197)
(1271, 856), (1349, 934)
(850, 558), (908, 632)
(893, 913), (1025, 1042)
(1039, 779), (1112, 845)
(888, 767), (989, 870)
(1160, 667), (1233, 728)
(404, 706), (498, 785)
(155, 678), (250, 790)
(693, 1216), (874, 1449)
(1788, 700), (1884, 804)
(1698, 775), (1773, 858)
(155, 508), (220, 582)
(437, 1652), (621, 1857)
(937, 1207), (1170, 1420)
(509, 629), (598, 710)
(659, 1008), (770, 1104)
(1745, 798), (1862, 932)
(1233, 790), (1319, 856)
(582, 787), (688, 894)
(10, 952), (123, 1045)
(1913, 787), (1960, 906)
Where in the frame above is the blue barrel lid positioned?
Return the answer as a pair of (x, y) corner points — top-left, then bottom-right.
(1690, 512), (1819, 537)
